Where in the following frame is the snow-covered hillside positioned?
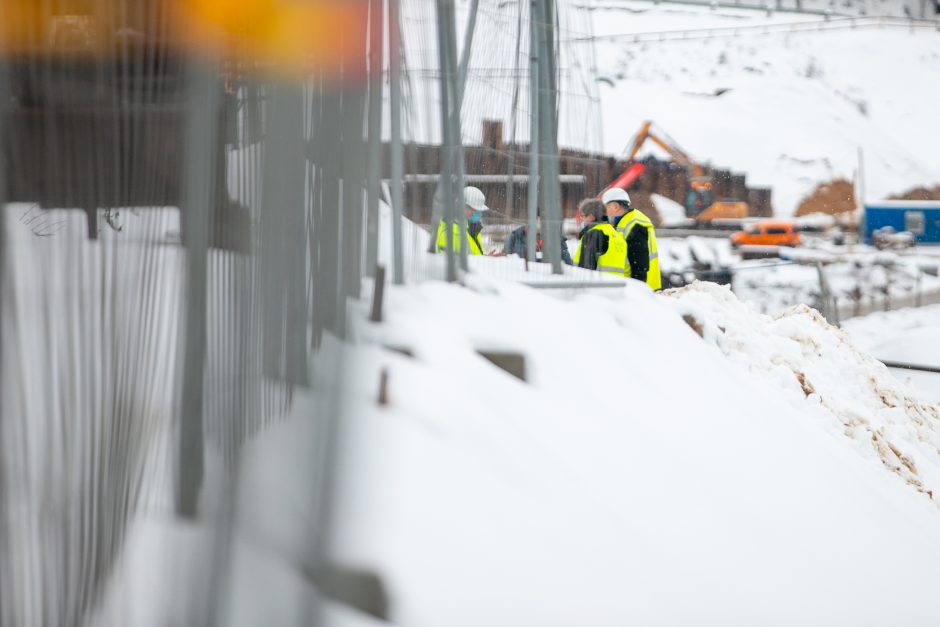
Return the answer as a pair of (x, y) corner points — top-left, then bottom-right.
(589, 1), (940, 214)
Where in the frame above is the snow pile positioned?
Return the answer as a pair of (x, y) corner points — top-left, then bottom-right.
(665, 281), (940, 499)
(590, 1), (940, 214)
(320, 275), (940, 624)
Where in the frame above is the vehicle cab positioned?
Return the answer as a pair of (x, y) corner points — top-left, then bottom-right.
(730, 221), (801, 247)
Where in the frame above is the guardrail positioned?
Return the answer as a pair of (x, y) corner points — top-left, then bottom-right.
(880, 360), (940, 374)
(571, 15), (939, 43)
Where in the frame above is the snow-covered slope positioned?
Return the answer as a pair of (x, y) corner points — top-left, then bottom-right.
(589, 1), (940, 214)
(164, 275), (940, 626)
(94, 269), (940, 625)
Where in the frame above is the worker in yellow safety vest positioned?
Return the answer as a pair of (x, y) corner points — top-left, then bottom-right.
(601, 187), (662, 290)
(435, 186), (489, 255)
(572, 198), (627, 276)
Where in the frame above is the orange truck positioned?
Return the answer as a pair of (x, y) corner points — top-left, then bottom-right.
(730, 221), (801, 247)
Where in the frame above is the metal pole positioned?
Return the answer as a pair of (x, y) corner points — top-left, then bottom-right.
(526, 0), (540, 264)
(535, 0), (563, 274)
(365, 0), (383, 277)
(856, 146), (865, 208)
(318, 89), (343, 337)
(178, 61), (220, 518)
(0, 63), (7, 550)
(427, 0), (473, 261)
(436, 0), (458, 281)
(456, 0), (481, 108)
(505, 4), (525, 229)
(442, 0), (469, 270)
(340, 83), (367, 312)
(857, 146), (866, 242)
(389, 0), (406, 284)
(260, 83), (309, 385)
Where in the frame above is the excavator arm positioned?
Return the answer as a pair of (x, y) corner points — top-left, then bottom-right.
(623, 120), (706, 177)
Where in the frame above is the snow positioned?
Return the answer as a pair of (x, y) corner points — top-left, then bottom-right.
(320, 276), (940, 625)
(732, 245), (940, 316)
(589, 1), (940, 215)
(56, 1), (940, 621)
(843, 303), (940, 401)
(83, 229), (940, 624)
(651, 191), (687, 224)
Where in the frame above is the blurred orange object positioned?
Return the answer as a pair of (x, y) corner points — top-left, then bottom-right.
(0, 0), (370, 77)
(175, 0), (369, 75)
(730, 221), (801, 248)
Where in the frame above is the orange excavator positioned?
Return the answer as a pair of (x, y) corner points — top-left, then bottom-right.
(605, 120), (749, 222)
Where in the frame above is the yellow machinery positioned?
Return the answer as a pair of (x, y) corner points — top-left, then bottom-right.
(623, 121), (749, 222)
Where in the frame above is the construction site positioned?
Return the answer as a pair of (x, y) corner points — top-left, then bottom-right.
(1, 0), (939, 626)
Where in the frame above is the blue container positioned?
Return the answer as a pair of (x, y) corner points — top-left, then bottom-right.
(863, 201), (940, 245)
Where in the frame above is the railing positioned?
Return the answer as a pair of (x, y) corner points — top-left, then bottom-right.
(570, 15), (939, 43)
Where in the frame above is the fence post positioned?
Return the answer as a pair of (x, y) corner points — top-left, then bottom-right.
(389, 0), (406, 284)
(534, 0), (564, 274)
(527, 0), (540, 264)
(365, 0), (384, 277)
(178, 60), (220, 518)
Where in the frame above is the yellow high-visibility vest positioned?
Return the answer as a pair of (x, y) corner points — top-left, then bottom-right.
(613, 209), (662, 290)
(573, 223), (627, 276)
(436, 221), (484, 255)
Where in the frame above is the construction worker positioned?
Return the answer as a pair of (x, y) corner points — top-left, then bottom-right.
(601, 187), (662, 290)
(572, 199), (626, 275)
(503, 209), (573, 264)
(435, 186), (489, 255)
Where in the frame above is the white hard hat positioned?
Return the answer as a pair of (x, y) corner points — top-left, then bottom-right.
(601, 187), (631, 206)
(463, 186), (490, 212)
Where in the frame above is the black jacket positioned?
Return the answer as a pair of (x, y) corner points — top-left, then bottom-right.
(575, 221), (609, 271)
(468, 222), (484, 252)
(612, 213), (650, 283)
(503, 225), (573, 265)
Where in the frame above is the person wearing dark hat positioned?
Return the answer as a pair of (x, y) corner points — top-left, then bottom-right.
(600, 187), (662, 290)
(502, 209), (573, 264)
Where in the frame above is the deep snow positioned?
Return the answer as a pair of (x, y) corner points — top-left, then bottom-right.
(94, 272), (940, 626)
(73, 186), (940, 625)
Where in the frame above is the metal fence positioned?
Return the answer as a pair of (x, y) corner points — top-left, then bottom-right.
(0, 0), (613, 625)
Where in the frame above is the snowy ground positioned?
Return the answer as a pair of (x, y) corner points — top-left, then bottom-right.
(95, 265), (940, 625)
(287, 277), (940, 624)
(68, 200), (940, 624)
(588, 0), (940, 215)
